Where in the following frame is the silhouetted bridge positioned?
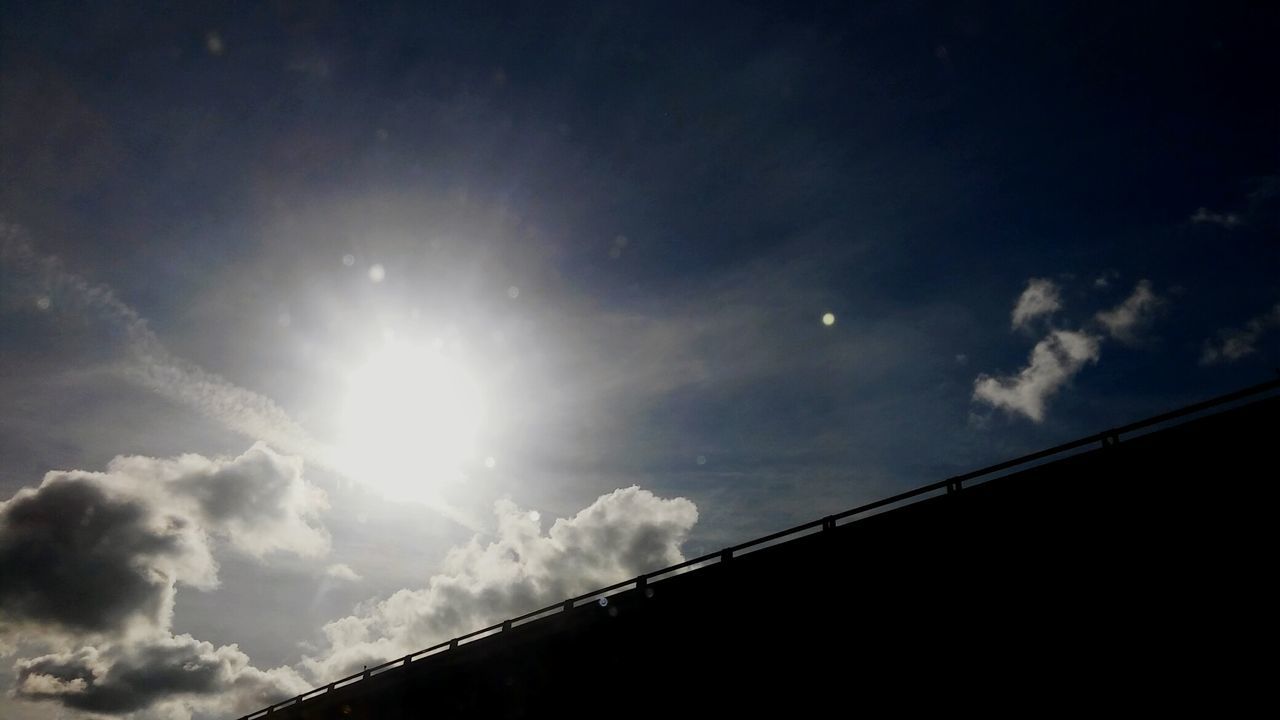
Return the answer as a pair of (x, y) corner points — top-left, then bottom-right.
(242, 380), (1278, 718)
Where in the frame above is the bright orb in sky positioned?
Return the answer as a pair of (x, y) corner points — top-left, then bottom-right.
(822, 312), (836, 326)
(340, 342), (484, 501)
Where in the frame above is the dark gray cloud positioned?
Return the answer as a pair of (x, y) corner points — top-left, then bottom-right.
(0, 474), (214, 635)
(13, 635), (308, 717)
(1, 444), (327, 717)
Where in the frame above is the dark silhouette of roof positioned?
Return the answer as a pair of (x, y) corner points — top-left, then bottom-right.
(242, 378), (1279, 719)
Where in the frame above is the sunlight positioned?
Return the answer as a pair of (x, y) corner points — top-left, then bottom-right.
(339, 339), (485, 501)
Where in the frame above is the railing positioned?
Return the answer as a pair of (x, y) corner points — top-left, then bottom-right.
(238, 377), (1280, 719)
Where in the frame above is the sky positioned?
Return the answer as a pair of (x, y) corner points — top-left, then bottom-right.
(1, 1), (1277, 717)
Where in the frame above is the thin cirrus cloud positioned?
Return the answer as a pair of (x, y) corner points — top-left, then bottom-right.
(1200, 302), (1280, 365)
(301, 486), (698, 684)
(1190, 206), (1242, 228)
(973, 279), (1165, 422)
(0, 444), (325, 718)
(0, 225), (329, 471)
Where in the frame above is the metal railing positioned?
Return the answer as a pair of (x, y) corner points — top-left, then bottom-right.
(238, 377), (1280, 719)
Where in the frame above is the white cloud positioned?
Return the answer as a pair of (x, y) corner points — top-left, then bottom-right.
(1201, 302), (1280, 365)
(1010, 278), (1062, 331)
(973, 329), (1101, 422)
(1191, 207), (1242, 228)
(110, 443), (330, 560)
(302, 486), (697, 683)
(325, 564), (362, 582)
(1095, 279), (1164, 343)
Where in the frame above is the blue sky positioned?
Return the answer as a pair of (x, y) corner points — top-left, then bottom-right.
(1, 2), (1277, 717)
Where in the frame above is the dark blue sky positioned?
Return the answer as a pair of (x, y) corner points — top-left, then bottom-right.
(1, 2), (1277, 718)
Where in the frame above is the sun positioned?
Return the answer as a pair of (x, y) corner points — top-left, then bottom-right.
(339, 340), (485, 501)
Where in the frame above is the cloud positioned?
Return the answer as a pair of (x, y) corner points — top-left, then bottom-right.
(0, 444), (328, 636)
(13, 635), (309, 717)
(1095, 280), (1164, 343)
(303, 486), (697, 682)
(1201, 302), (1280, 365)
(0, 226), (329, 469)
(973, 329), (1101, 422)
(1010, 278), (1062, 331)
(0, 472), (217, 636)
(1, 445), (327, 717)
(114, 442), (330, 559)
(324, 564), (362, 582)
(1190, 207), (1242, 228)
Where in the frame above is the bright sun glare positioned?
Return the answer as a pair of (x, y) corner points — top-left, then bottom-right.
(340, 341), (485, 501)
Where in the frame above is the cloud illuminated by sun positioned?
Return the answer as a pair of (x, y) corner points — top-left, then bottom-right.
(338, 340), (485, 502)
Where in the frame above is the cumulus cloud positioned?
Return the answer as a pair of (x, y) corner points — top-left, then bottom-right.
(0, 472), (217, 636)
(13, 634), (309, 717)
(1010, 278), (1062, 331)
(0, 443), (328, 636)
(973, 330), (1101, 422)
(1201, 302), (1280, 365)
(303, 487), (697, 682)
(1095, 280), (1164, 343)
(0, 226), (329, 469)
(113, 443), (330, 559)
(1190, 207), (1242, 228)
(325, 564), (362, 582)
(1, 444), (327, 717)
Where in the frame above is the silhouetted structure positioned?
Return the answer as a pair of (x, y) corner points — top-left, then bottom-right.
(243, 380), (1278, 718)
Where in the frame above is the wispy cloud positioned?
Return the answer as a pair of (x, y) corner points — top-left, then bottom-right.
(1, 225), (331, 470)
(1201, 302), (1280, 365)
(1095, 279), (1164, 343)
(1190, 207), (1242, 228)
(973, 330), (1101, 422)
(1010, 278), (1062, 331)
(973, 278), (1164, 422)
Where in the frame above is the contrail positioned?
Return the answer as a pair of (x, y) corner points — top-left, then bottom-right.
(1, 223), (328, 467)
(1, 223), (484, 531)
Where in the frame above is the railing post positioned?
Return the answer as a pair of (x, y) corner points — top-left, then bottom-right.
(822, 516), (836, 531)
(636, 575), (648, 595)
(946, 478), (963, 494)
(502, 619), (512, 631)
(563, 599), (573, 613)
(720, 549), (733, 563)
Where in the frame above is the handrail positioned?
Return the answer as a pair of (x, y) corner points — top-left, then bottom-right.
(237, 377), (1280, 719)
